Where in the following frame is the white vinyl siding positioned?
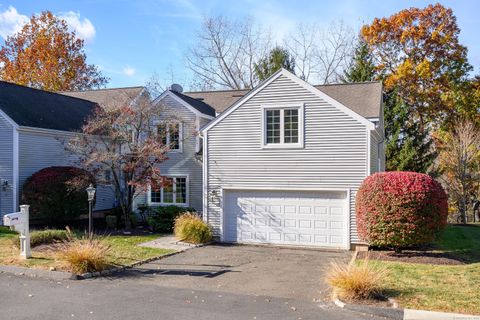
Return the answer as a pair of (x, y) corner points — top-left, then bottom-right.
(134, 94), (205, 212)
(205, 74), (370, 244)
(18, 130), (115, 211)
(0, 115), (14, 216)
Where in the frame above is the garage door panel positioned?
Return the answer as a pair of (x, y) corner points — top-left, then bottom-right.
(224, 190), (348, 248)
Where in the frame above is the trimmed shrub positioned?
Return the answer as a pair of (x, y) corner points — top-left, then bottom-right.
(12, 229), (69, 248)
(356, 171), (448, 250)
(174, 212), (212, 244)
(147, 206), (196, 233)
(21, 166), (95, 223)
(58, 237), (111, 274)
(326, 258), (388, 300)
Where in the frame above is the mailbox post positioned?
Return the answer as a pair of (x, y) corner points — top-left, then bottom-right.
(19, 205), (31, 259)
(3, 205), (30, 259)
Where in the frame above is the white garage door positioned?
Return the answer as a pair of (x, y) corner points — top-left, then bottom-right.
(223, 190), (348, 249)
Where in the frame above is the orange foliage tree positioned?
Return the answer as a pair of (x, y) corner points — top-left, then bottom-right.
(0, 11), (107, 91)
(362, 3), (472, 128)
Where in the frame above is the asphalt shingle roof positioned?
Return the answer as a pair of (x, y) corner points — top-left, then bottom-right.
(170, 90), (216, 117)
(0, 81), (97, 131)
(184, 81), (382, 119)
(61, 86), (145, 109)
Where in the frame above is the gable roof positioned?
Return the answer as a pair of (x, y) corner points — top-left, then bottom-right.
(0, 81), (97, 131)
(185, 81), (382, 119)
(169, 90), (216, 117)
(61, 86), (145, 109)
(201, 68), (377, 133)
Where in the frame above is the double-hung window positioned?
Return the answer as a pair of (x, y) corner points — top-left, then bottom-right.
(263, 105), (303, 148)
(149, 177), (188, 205)
(157, 122), (182, 151)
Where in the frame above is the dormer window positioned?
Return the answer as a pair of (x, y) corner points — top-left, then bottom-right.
(157, 122), (182, 152)
(262, 104), (304, 148)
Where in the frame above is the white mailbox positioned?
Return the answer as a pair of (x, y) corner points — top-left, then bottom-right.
(3, 205), (30, 259)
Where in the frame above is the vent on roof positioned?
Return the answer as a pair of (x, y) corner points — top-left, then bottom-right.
(170, 83), (183, 93)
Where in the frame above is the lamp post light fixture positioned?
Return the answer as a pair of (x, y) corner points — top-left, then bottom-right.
(86, 184), (96, 236)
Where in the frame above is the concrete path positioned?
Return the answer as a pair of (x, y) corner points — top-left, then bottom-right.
(138, 235), (197, 252)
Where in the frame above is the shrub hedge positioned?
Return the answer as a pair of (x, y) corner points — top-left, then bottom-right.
(147, 206), (197, 233)
(11, 229), (69, 248)
(21, 166), (95, 223)
(356, 171), (448, 250)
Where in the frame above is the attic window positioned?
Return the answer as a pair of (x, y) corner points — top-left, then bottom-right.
(262, 104), (304, 149)
(156, 122), (182, 151)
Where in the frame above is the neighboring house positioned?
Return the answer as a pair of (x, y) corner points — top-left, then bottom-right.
(132, 86), (215, 212)
(199, 69), (384, 249)
(0, 82), (143, 218)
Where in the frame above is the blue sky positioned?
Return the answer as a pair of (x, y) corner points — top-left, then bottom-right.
(0, 0), (479, 89)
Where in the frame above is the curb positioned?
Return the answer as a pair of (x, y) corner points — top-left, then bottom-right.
(0, 265), (75, 281)
(333, 294), (403, 320)
(77, 250), (182, 279)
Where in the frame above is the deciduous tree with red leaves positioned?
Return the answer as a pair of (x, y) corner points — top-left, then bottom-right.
(66, 92), (180, 229)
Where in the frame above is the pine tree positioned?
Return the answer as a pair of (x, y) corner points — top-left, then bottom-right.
(343, 39), (375, 82)
(254, 46), (295, 81)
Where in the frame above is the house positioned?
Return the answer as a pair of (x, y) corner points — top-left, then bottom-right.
(199, 69), (384, 249)
(0, 69), (384, 251)
(0, 81), (143, 217)
(132, 86), (215, 212)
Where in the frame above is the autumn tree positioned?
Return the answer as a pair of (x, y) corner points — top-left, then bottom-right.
(343, 37), (435, 172)
(254, 46), (295, 81)
(362, 3), (472, 129)
(435, 121), (480, 223)
(0, 11), (107, 91)
(66, 92), (179, 229)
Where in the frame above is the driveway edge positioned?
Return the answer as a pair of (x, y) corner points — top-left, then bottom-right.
(332, 294), (403, 320)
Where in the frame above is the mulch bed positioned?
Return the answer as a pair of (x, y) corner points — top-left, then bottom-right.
(358, 249), (464, 265)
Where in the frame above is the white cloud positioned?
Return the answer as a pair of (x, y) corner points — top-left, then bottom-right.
(59, 11), (96, 42)
(0, 6), (28, 39)
(122, 66), (136, 76)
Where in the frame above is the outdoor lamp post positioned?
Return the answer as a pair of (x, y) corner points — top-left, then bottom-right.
(86, 184), (96, 236)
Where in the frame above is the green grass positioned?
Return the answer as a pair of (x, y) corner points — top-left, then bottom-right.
(0, 227), (173, 271)
(371, 224), (480, 315)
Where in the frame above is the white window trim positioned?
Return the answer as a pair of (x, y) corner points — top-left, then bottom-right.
(147, 175), (190, 207)
(261, 104), (304, 149)
(155, 121), (183, 153)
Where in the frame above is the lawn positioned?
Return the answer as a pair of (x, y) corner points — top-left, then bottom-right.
(0, 227), (174, 272)
(374, 224), (480, 315)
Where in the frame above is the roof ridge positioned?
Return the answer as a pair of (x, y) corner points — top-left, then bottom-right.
(0, 80), (98, 105)
(61, 86), (145, 93)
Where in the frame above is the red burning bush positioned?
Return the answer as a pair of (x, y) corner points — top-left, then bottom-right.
(21, 166), (95, 223)
(356, 171), (448, 251)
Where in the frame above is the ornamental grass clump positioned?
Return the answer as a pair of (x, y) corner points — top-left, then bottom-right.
(326, 258), (388, 300)
(356, 171), (448, 252)
(174, 212), (212, 244)
(58, 229), (111, 274)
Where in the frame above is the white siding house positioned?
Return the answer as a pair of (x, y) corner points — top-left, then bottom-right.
(200, 69), (384, 249)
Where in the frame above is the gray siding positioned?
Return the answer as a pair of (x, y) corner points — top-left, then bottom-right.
(134, 94), (205, 212)
(0, 115), (14, 216)
(18, 130), (115, 211)
(370, 131), (379, 174)
(205, 74), (370, 244)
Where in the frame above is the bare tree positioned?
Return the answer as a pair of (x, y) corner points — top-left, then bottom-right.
(285, 23), (318, 81)
(315, 21), (356, 84)
(286, 21), (356, 84)
(436, 121), (480, 223)
(186, 15), (270, 90)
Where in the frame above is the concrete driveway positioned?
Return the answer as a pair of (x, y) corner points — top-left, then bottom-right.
(109, 244), (352, 302)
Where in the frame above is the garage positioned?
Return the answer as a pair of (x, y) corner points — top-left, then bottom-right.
(223, 189), (349, 249)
